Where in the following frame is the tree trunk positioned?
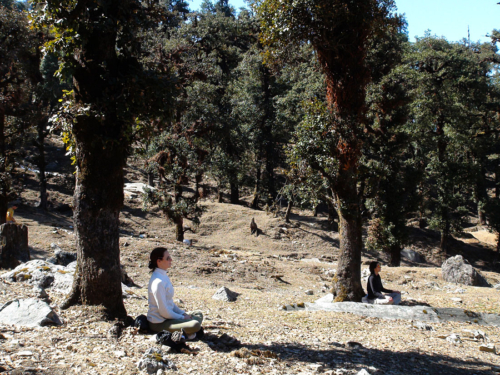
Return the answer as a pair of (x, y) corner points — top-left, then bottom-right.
(440, 218), (450, 255)
(495, 163), (500, 199)
(230, 182), (239, 204)
(147, 172), (155, 187)
(0, 110), (8, 224)
(250, 162), (261, 209)
(174, 216), (184, 242)
(0, 223), (29, 269)
(194, 173), (202, 201)
(387, 244), (401, 267)
(285, 200), (292, 223)
(217, 185), (223, 203)
(36, 117), (48, 211)
(61, 114), (127, 319)
(61, 24), (127, 318)
(332, 173), (365, 302)
(313, 204), (318, 217)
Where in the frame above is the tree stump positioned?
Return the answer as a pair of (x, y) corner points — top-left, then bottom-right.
(0, 224), (30, 269)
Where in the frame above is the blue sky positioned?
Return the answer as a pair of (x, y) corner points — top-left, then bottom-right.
(188, 0), (500, 44)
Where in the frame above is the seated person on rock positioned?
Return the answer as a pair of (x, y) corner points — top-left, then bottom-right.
(147, 247), (203, 340)
(363, 261), (401, 305)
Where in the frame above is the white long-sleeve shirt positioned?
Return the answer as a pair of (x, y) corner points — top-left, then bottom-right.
(147, 268), (185, 323)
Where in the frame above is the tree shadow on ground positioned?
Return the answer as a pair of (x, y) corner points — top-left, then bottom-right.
(204, 335), (496, 375)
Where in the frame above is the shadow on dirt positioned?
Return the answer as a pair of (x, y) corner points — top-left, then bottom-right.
(203, 337), (495, 375)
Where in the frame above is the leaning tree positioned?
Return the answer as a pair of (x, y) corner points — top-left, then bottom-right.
(30, 0), (176, 318)
(255, 0), (403, 301)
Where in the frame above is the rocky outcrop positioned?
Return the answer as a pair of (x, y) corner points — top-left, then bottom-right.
(0, 299), (62, 327)
(283, 295), (500, 328)
(441, 255), (491, 287)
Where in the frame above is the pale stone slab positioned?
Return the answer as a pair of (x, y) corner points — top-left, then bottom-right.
(285, 295), (500, 328)
(0, 298), (62, 327)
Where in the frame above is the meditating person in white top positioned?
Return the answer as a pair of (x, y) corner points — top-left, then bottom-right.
(365, 261), (401, 305)
(147, 247), (203, 340)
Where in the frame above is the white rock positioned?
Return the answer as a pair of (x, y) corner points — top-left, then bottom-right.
(305, 290), (314, 295)
(357, 370), (371, 375)
(212, 287), (238, 302)
(16, 351), (33, 357)
(451, 298), (462, 303)
(114, 350), (126, 358)
(446, 334), (461, 344)
(0, 299), (62, 327)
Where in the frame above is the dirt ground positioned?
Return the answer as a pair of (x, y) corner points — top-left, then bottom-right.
(1, 138), (500, 375)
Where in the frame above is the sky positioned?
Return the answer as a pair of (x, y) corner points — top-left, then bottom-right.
(187, 0), (500, 44)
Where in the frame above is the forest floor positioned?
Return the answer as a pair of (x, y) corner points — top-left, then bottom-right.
(1, 137), (500, 375)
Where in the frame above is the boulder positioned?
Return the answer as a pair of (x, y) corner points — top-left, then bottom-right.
(290, 297), (500, 328)
(212, 286), (238, 302)
(0, 299), (62, 327)
(441, 255), (491, 287)
(51, 243), (77, 266)
(136, 348), (176, 374)
(401, 249), (424, 263)
(0, 224), (29, 269)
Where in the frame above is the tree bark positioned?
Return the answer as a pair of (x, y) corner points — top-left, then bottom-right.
(61, 21), (126, 319)
(332, 173), (365, 302)
(174, 216), (184, 242)
(313, 204), (318, 217)
(285, 200), (292, 223)
(36, 117), (48, 211)
(250, 162), (261, 209)
(217, 185), (223, 203)
(0, 109), (8, 224)
(0, 223), (29, 269)
(387, 244), (401, 267)
(230, 182), (239, 204)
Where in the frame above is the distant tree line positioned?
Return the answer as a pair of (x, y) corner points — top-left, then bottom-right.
(2, 0), (500, 315)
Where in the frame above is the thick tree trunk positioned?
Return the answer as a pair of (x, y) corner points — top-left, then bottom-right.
(0, 223), (29, 269)
(36, 117), (48, 211)
(387, 244), (401, 267)
(440, 217), (450, 255)
(61, 24), (126, 319)
(285, 200), (292, 223)
(230, 182), (239, 204)
(332, 174), (365, 302)
(250, 162), (261, 209)
(61, 115), (127, 319)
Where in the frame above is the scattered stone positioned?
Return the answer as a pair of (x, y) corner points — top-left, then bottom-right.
(412, 321), (434, 331)
(212, 287), (238, 302)
(454, 288), (466, 294)
(357, 370), (371, 375)
(479, 344), (496, 353)
(401, 249), (424, 263)
(451, 298), (462, 303)
(305, 289), (314, 295)
(52, 246), (77, 266)
(324, 269), (336, 277)
(114, 350), (126, 358)
(16, 351), (33, 357)
(441, 255), (490, 287)
(136, 348), (176, 374)
(32, 286), (48, 300)
(345, 341), (363, 349)
(493, 283), (500, 290)
(183, 239), (192, 246)
(0, 299), (62, 327)
(446, 334), (461, 344)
